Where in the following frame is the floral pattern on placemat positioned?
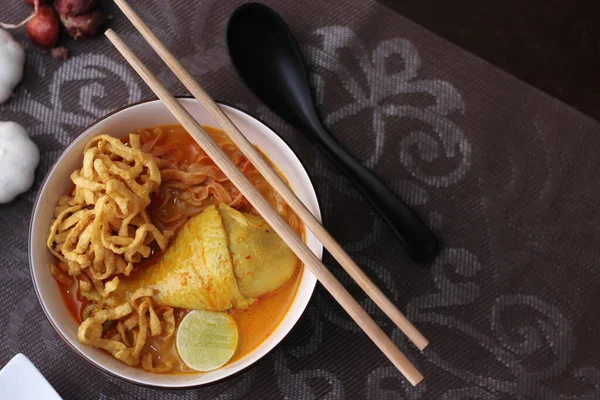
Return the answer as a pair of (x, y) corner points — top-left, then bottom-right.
(2, 0), (600, 399)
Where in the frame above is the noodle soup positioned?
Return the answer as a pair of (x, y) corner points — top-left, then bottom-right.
(47, 124), (304, 374)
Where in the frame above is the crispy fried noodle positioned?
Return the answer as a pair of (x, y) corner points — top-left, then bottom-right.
(47, 134), (175, 370)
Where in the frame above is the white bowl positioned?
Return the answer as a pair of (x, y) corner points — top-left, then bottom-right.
(29, 98), (322, 388)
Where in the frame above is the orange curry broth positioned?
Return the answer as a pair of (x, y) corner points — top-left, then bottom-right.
(57, 124), (304, 373)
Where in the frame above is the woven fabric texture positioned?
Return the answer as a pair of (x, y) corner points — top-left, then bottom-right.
(1, 0), (599, 398)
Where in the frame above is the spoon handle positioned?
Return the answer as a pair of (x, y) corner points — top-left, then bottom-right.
(313, 126), (439, 263)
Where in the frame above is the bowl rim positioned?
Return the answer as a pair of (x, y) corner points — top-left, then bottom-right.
(28, 97), (322, 389)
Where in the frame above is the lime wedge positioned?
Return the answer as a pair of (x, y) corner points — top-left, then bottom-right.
(176, 310), (238, 372)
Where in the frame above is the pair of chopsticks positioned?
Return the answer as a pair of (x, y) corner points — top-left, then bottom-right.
(108, 0), (427, 386)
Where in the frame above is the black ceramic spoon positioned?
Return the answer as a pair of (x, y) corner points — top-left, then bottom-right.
(227, 3), (439, 263)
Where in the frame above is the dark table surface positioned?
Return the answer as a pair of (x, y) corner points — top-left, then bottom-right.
(379, 0), (600, 122)
(3, 0), (600, 398)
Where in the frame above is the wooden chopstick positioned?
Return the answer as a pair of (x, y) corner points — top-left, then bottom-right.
(112, 0), (428, 352)
(105, 28), (423, 386)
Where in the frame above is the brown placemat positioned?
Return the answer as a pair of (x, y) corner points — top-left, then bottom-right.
(2, 0), (600, 399)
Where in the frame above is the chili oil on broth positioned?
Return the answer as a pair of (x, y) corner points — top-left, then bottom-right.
(54, 124), (305, 374)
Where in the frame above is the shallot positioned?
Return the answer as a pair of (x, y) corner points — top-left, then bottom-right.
(60, 9), (105, 39)
(54, 0), (97, 16)
(26, 4), (60, 50)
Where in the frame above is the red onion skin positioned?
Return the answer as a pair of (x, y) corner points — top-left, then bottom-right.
(26, 5), (60, 50)
(51, 47), (69, 60)
(53, 0), (97, 16)
(60, 9), (105, 39)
